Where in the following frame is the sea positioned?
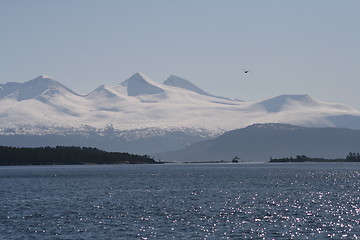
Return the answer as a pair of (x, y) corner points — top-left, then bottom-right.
(1, 163), (360, 239)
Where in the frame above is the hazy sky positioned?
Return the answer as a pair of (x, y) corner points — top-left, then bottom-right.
(1, 0), (360, 109)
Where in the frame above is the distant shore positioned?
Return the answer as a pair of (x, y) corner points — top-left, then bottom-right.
(269, 154), (360, 163)
(0, 146), (159, 165)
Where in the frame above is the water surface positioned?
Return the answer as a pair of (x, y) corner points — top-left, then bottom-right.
(1, 163), (360, 239)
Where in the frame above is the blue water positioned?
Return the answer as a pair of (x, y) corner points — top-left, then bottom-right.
(1, 163), (360, 239)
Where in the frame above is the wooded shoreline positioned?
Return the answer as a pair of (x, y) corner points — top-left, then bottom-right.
(0, 146), (159, 165)
(270, 153), (360, 163)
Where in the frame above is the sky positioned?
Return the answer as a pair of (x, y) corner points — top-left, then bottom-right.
(1, 0), (360, 109)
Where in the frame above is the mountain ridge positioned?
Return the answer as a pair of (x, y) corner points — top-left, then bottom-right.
(155, 123), (360, 162)
(1, 73), (360, 155)
(1, 73), (360, 131)
(0, 75), (81, 101)
(163, 75), (234, 101)
(120, 72), (165, 96)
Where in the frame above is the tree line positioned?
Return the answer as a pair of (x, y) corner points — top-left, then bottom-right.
(0, 146), (158, 165)
(346, 152), (360, 161)
(270, 152), (360, 163)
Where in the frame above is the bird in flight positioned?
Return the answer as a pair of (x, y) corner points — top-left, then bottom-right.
(242, 68), (251, 74)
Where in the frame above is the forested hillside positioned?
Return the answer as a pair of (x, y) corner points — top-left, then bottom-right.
(0, 146), (157, 165)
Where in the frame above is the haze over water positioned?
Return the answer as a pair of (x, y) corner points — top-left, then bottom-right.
(1, 163), (360, 239)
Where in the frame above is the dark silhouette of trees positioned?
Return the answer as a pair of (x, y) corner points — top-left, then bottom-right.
(0, 146), (158, 165)
(270, 152), (360, 162)
(346, 152), (360, 162)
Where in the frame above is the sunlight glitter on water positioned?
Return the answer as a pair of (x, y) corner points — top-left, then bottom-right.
(1, 163), (360, 239)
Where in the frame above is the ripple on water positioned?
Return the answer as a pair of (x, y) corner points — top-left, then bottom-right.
(1, 163), (360, 239)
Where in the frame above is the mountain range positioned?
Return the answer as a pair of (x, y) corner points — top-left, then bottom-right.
(155, 123), (360, 162)
(1, 73), (360, 156)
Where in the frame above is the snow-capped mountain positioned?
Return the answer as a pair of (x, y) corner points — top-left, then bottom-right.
(120, 72), (165, 96)
(1, 72), (360, 154)
(163, 75), (234, 101)
(0, 76), (88, 129)
(0, 75), (79, 101)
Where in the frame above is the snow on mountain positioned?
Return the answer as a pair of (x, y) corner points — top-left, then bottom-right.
(1, 72), (360, 138)
(256, 95), (318, 113)
(120, 72), (165, 96)
(0, 75), (80, 101)
(0, 76), (87, 129)
(164, 75), (235, 101)
(256, 94), (356, 114)
(248, 94), (360, 129)
(164, 75), (210, 96)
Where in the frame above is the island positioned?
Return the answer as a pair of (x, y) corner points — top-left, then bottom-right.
(269, 153), (360, 163)
(0, 146), (158, 165)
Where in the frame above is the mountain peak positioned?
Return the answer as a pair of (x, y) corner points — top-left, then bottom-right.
(258, 94), (317, 113)
(36, 75), (53, 79)
(121, 72), (153, 85)
(163, 75), (234, 101)
(0, 76), (79, 101)
(87, 84), (123, 99)
(28, 75), (57, 86)
(164, 75), (209, 95)
(120, 72), (164, 96)
(133, 72), (149, 80)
